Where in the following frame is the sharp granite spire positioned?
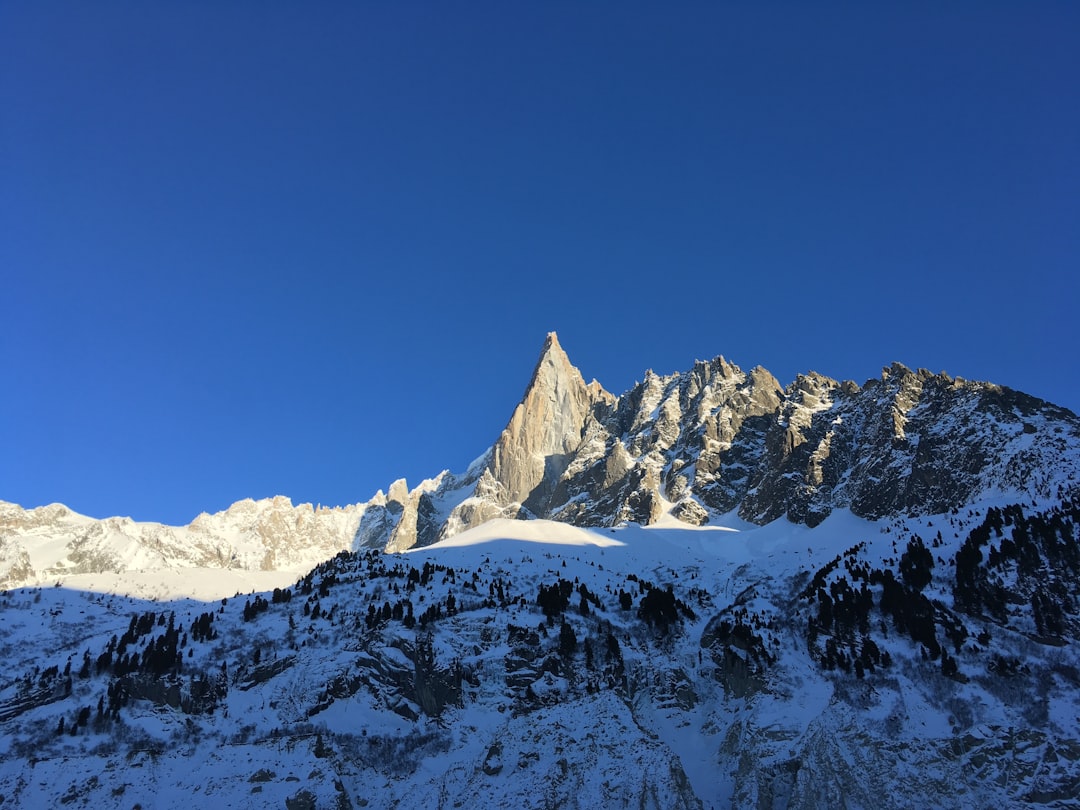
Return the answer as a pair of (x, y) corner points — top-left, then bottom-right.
(376, 333), (613, 553)
(489, 332), (611, 514)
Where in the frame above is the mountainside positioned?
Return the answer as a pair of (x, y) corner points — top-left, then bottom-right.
(364, 332), (1080, 552)
(3, 503), (1080, 808)
(4, 334), (1080, 809)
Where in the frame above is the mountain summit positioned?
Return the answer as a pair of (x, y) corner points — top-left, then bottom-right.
(357, 334), (1080, 552)
(489, 331), (609, 514)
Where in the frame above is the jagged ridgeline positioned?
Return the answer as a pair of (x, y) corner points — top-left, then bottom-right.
(4, 334), (1080, 808)
(4, 332), (1077, 590)
(360, 332), (1080, 551)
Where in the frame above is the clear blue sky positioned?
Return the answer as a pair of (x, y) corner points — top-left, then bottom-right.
(3, 3), (1078, 525)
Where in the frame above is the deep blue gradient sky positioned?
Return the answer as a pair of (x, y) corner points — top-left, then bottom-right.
(3, 3), (1078, 525)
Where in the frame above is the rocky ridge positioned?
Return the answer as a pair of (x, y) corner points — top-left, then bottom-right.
(4, 332), (1078, 585)
(366, 333), (1080, 551)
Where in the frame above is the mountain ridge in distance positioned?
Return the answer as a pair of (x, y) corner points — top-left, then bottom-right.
(3, 331), (1078, 591)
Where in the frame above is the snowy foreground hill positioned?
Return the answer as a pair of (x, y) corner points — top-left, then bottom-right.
(4, 334), (1080, 808)
(2, 501), (1080, 809)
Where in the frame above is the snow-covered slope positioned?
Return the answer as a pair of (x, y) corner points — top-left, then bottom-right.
(2, 500), (1079, 808)
(0, 497), (368, 596)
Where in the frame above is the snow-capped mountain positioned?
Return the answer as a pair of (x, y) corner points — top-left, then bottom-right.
(3, 334), (1080, 808)
(0, 497), (366, 597)
(362, 332), (1080, 551)
(7, 332), (1075, 586)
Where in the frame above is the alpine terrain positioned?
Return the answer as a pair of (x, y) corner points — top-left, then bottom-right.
(2, 333), (1080, 809)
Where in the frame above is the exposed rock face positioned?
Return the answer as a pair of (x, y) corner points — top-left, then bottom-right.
(740, 363), (1080, 526)
(192, 495), (364, 570)
(489, 332), (611, 515)
(368, 334), (616, 553)
(360, 334), (1080, 550)
(550, 357), (785, 526)
(379, 477), (445, 554)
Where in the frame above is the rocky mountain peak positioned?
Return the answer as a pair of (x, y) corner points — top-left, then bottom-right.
(354, 336), (1080, 550)
(488, 333), (609, 514)
(386, 478), (410, 505)
(881, 360), (913, 380)
(518, 332), (592, 416)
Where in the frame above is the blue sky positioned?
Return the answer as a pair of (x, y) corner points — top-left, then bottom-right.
(3, 3), (1078, 525)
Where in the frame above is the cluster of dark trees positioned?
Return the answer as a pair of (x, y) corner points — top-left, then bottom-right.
(55, 704), (92, 736)
(536, 578), (606, 622)
(805, 537), (958, 676)
(53, 616), (185, 736)
(190, 611), (216, 642)
(636, 582), (696, 636)
(955, 501), (1080, 638)
(94, 611), (184, 679)
(536, 579), (575, 618)
(707, 614), (776, 685)
(406, 560), (453, 590)
(818, 634), (886, 678)
(242, 595), (270, 621)
(364, 598), (417, 629)
(804, 500), (1080, 682)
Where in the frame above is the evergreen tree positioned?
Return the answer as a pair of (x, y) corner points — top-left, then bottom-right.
(559, 620), (577, 658)
(638, 585), (680, 635)
(900, 536), (934, 592)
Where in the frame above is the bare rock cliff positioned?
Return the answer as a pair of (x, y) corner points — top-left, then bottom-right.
(489, 332), (613, 515)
